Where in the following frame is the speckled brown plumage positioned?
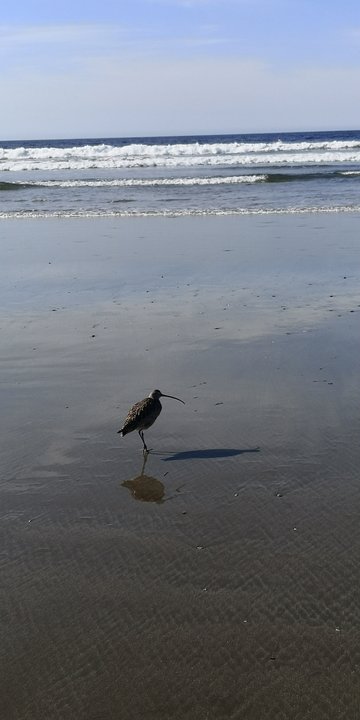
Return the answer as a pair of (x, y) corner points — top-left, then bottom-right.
(119, 396), (162, 436)
(117, 389), (184, 452)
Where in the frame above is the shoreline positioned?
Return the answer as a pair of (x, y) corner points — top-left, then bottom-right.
(2, 204), (360, 219)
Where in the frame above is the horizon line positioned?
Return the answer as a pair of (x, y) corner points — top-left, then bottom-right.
(1, 127), (360, 144)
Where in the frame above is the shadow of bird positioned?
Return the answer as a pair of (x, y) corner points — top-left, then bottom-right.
(161, 447), (260, 461)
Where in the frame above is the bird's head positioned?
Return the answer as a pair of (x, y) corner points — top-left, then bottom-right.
(149, 389), (185, 404)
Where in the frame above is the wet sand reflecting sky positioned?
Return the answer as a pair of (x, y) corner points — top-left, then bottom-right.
(1, 214), (360, 718)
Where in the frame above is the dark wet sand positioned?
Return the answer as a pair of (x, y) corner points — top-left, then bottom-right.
(1, 214), (360, 719)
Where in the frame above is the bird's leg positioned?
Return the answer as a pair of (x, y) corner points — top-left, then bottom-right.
(139, 430), (149, 454)
(140, 453), (149, 475)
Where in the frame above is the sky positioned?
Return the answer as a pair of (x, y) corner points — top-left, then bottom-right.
(1, 0), (360, 139)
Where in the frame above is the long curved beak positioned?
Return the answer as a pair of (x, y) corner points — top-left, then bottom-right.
(161, 394), (185, 404)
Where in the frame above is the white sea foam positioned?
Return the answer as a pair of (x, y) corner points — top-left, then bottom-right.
(11, 175), (265, 188)
(1, 139), (360, 171)
(1, 205), (360, 219)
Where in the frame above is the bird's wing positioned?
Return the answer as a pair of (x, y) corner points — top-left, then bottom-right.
(121, 398), (155, 434)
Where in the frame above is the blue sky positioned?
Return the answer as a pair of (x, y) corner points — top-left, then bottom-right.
(1, 0), (360, 139)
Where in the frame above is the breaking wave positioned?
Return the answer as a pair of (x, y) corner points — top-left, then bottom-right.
(1, 170), (359, 192)
(2, 138), (360, 171)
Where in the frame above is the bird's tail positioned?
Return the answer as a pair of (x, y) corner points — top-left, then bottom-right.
(117, 428), (124, 436)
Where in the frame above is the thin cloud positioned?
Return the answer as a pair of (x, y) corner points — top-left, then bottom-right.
(346, 27), (360, 39)
(0, 24), (128, 47)
(0, 21), (227, 49)
(0, 21), (235, 67)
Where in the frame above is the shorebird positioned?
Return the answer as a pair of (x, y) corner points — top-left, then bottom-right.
(117, 389), (185, 452)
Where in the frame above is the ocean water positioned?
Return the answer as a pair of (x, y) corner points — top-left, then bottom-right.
(0, 130), (360, 218)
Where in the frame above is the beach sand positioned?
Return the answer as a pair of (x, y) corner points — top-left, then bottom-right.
(1, 213), (360, 719)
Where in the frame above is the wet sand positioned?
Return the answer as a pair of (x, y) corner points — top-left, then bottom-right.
(1, 213), (360, 719)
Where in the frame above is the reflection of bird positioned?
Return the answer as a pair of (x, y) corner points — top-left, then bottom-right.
(122, 454), (165, 503)
(117, 389), (185, 452)
(122, 475), (165, 503)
